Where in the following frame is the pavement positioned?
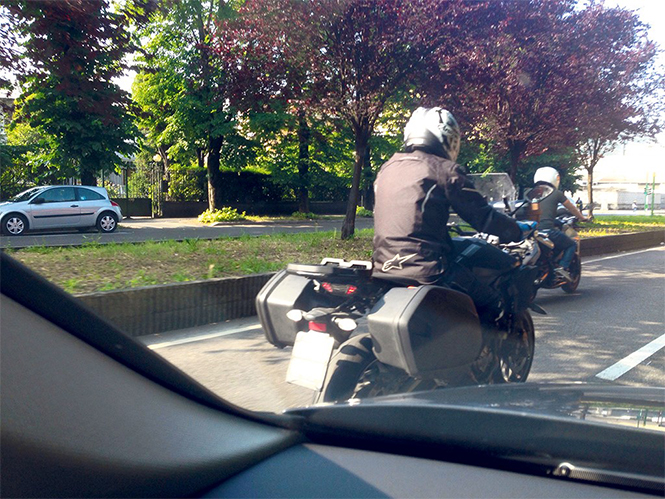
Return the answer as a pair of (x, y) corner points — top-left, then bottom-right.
(0, 215), (375, 249)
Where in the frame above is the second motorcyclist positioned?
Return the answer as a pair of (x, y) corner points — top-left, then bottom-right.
(531, 166), (588, 282)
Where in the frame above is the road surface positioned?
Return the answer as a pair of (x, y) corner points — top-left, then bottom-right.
(139, 246), (665, 413)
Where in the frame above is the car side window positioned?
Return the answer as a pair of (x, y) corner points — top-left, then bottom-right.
(35, 187), (77, 203)
(77, 188), (105, 201)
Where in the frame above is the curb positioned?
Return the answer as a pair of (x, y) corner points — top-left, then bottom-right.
(580, 230), (664, 257)
(77, 230), (664, 337)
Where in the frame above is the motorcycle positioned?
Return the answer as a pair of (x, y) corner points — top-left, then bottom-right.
(511, 184), (583, 294)
(256, 188), (539, 403)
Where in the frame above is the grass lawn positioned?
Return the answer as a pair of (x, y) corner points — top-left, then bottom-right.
(7, 229), (375, 294)
(6, 215), (664, 294)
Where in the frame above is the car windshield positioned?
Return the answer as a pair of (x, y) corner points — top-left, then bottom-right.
(2, 0), (663, 428)
(8, 187), (46, 203)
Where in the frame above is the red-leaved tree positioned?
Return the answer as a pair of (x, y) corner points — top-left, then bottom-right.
(458, 0), (585, 183)
(219, 0), (477, 238)
(458, 0), (663, 202)
(569, 3), (662, 217)
(214, 0), (316, 212)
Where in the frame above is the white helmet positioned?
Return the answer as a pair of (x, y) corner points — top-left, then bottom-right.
(403, 107), (461, 162)
(534, 167), (560, 189)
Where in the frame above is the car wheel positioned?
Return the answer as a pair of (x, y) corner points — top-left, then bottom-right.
(2, 214), (28, 236)
(96, 212), (118, 233)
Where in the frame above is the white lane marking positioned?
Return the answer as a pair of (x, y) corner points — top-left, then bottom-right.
(147, 323), (262, 350)
(596, 333), (665, 381)
(583, 246), (664, 265)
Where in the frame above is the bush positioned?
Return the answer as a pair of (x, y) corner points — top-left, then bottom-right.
(356, 206), (373, 217)
(198, 207), (247, 223)
(102, 181), (123, 198)
(291, 211), (318, 220)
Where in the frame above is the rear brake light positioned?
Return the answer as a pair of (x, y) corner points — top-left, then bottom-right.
(346, 285), (357, 295)
(308, 321), (327, 332)
(111, 201), (120, 207)
(321, 282), (334, 293)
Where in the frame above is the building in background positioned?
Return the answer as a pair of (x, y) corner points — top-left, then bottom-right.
(575, 138), (664, 211)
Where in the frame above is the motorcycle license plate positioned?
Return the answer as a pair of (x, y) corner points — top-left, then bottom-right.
(285, 330), (335, 391)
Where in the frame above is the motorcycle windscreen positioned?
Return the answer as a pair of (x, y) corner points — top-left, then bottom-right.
(367, 286), (482, 377)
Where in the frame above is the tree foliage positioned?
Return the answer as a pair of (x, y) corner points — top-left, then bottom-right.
(133, 0), (265, 210)
(458, 0), (662, 207)
(7, 0), (139, 185)
(570, 3), (663, 216)
(3, 0), (662, 220)
(218, 0), (475, 237)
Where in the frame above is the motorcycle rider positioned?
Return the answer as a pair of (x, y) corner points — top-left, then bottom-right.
(373, 107), (524, 323)
(531, 166), (588, 282)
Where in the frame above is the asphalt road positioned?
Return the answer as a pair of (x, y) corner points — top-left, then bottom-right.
(140, 246), (665, 413)
(0, 216), (375, 249)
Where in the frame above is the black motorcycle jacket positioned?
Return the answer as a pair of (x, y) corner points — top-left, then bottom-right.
(372, 150), (522, 284)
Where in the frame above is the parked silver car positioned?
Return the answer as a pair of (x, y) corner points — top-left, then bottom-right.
(0, 185), (123, 236)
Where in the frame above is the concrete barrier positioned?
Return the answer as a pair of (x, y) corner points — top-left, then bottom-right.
(76, 230), (664, 337)
(77, 273), (274, 337)
(580, 230), (664, 257)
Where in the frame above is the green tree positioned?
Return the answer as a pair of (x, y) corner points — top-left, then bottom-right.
(133, 0), (258, 211)
(7, 0), (138, 185)
(0, 122), (68, 199)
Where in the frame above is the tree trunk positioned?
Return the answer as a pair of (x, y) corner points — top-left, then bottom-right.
(361, 143), (373, 210)
(586, 167), (594, 218)
(508, 145), (521, 184)
(157, 145), (171, 200)
(297, 111), (311, 213)
(80, 169), (96, 186)
(207, 136), (224, 211)
(583, 138), (602, 219)
(341, 128), (369, 239)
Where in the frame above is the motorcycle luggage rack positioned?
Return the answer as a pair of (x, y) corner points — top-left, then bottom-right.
(286, 258), (373, 281)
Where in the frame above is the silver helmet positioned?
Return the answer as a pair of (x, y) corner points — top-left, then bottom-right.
(403, 107), (461, 162)
(534, 167), (561, 189)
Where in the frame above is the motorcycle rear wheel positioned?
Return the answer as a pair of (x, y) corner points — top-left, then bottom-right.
(561, 254), (581, 293)
(492, 311), (535, 383)
(316, 334), (430, 403)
